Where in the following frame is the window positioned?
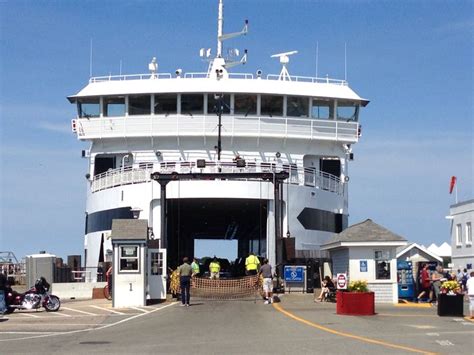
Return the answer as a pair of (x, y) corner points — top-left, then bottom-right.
(78, 98), (100, 118)
(466, 222), (472, 245)
(374, 250), (391, 280)
(129, 95), (151, 115)
(287, 96), (308, 117)
(261, 95), (283, 117)
(234, 94), (257, 116)
(311, 99), (333, 119)
(181, 94), (203, 115)
(337, 100), (359, 121)
(456, 224), (462, 245)
(154, 94), (177, 114)
(150, 252), (163, 275)
(119, 245), (139, 272)
(103, 96), (125, 117)
(207, 94), (230, 114)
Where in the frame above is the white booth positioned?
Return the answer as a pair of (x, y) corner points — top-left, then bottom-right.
(321, 219), (407, 304)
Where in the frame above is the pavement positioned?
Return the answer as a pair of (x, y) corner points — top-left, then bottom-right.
(0, 292), (473, 354)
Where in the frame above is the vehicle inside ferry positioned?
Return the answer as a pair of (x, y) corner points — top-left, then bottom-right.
(166, 198), (268, 275)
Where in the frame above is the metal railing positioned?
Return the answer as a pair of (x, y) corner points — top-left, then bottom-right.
(73, 115), (359, 143)
(88, 72), (346, 84)
(91, 162), (344, 195)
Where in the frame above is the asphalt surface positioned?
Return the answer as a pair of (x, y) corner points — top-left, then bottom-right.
(1, 294), (473, 354)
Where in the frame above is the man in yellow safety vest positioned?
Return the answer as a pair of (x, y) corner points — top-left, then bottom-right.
(245, 252), (260, 275)
(209, 257), (220, 279)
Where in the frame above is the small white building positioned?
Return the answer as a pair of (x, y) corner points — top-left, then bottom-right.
(321, 219), (407, 304)
(447, 199), (473, 271)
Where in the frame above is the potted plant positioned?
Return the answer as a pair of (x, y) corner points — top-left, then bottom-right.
(336, 280), (375, 316)
(437, 280), (464, 317)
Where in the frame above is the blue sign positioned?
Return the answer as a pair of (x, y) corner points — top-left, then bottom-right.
(284, 266), (304, 282)
(360, 260), (368, 272)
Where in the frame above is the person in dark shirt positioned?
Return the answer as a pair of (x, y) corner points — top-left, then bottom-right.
(316, 276), (335, 302)
(177, 257), (192, 307)
(259, 259), (273, 304)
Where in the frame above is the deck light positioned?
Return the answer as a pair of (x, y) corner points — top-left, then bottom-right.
(130, 207), (142, 219)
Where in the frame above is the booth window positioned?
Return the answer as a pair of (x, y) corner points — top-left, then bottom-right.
(150, 252), (163, 275)
(374, 250), (390, 280)
(119, 245), (139, 272)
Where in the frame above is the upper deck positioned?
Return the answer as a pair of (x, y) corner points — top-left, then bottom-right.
(70, 72), (366, 144)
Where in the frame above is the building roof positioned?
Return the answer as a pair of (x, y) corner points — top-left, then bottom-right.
(396, 243), (443, 262)
(111, 219), (148, 240)
(427, 242), (452, 257)
(321, 219), (407, 250)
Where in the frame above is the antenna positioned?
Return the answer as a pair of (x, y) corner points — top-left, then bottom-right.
(344, 42), (347, 82)
(119, 59), (122, 76)
(271, 50), (298, 81)
(315, 41), (319, 78)
(89, 38), (93, 78)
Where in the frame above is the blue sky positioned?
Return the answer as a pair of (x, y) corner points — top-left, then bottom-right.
(1, 0), (472, 261)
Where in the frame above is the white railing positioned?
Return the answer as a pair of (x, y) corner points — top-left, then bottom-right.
(90, 162), (344, 195)
(87, 72), (345, 84)
(73, 115), (359, 143)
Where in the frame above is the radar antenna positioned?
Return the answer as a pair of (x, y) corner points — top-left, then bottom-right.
(271, 50), (298, 81)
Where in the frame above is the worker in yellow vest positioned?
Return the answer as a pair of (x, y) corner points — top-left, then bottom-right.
(209, 257), (220, 279)
(245, 252), (260, 275)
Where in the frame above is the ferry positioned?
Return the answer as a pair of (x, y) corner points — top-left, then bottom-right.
(68, 0), (369, 285)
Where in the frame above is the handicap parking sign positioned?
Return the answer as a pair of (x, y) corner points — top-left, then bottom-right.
(284, 266), (304, 282)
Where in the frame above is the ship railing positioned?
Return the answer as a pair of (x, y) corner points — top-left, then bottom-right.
(266, 74), (348, 85)
(87, 72), (345, 84)
(89, 73), (172, 83)
(74, 114), (359, 143)
(90, 163), (343, 194)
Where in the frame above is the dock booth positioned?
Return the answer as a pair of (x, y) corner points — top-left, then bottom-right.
(321, 219), (407, 304)
(110, 219), (166, 308)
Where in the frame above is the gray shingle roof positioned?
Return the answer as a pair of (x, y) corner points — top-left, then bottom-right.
(324, 219), (406, 244)
(111, 219), (148, 240)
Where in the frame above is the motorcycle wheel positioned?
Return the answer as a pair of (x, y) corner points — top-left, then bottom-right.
(44, 296), (61, 312)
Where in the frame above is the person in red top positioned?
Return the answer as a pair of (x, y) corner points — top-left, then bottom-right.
(416, 264), (431, 301)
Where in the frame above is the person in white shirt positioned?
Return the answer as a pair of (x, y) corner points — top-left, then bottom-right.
(466, 271), (474, 319)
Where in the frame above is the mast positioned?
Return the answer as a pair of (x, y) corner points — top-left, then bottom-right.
(217, 0), (223, 58)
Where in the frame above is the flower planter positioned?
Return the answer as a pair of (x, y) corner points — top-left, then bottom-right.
(336, 291), (375, 316)
(437, 294), (464, 317)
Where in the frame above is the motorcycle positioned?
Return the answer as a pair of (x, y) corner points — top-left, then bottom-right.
(5, 277), (61, 313)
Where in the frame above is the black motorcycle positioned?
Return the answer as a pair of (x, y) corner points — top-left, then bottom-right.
(5, 277), (61, 313)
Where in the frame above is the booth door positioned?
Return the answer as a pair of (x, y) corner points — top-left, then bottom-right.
(148, 249), (167, 300)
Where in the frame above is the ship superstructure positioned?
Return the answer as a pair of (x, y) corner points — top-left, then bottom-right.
(69, 0), (368, 282)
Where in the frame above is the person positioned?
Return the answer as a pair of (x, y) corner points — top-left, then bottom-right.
(245, 252), (260, 275)
(466, 271), (474, 319)
(316, 276), (335, 302)
(106, 265), (113, 297)
(0, 272), (7, 315)
(430, 265), (445, 304)
(177, 257), (192, 307)
(209, 257), (220, 279)
(191, 258), (200, 277)
(461, 268), (469, 292)
(259, 259), (273, 304)
(416, 264), (431, 302)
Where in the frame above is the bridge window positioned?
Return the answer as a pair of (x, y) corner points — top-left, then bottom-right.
(129, 95), (151, 115)
(261, 95), (283, 117)
(103, 96), (125, 117)
(207, 94), (230, 114)
(287, 96), (309, 117)
(78, 98), (100, 118)
(234, 94), (257, 116)
(154, 94), (177, 115)
(337, 100), (359, 121)
(181, 94), (203, 115)
(311, 99), (333, 119)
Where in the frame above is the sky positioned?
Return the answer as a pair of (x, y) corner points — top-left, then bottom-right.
(1, 0), (473, 262)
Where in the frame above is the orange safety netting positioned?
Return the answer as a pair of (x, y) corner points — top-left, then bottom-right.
(190, 275), (262, 299)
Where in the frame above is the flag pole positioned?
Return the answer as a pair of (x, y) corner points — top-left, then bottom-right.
(455, 183), (458, 204)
